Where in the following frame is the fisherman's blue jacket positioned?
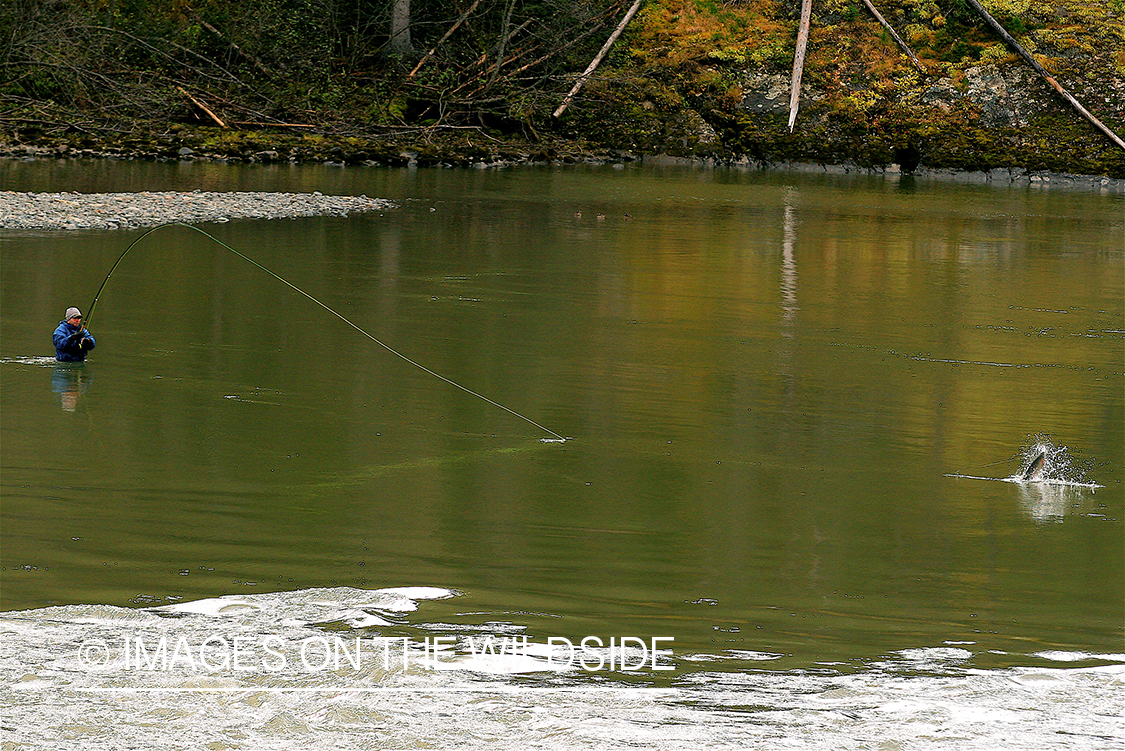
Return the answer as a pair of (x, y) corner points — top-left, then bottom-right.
(53, 321), (96, 362)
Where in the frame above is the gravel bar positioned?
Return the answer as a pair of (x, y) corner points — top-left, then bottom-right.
(0, 191), (394, 230)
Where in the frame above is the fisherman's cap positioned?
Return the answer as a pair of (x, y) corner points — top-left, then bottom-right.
(65, 307), (82, 320)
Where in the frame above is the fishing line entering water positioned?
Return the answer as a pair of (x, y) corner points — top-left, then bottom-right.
(85, 222), (567, 442)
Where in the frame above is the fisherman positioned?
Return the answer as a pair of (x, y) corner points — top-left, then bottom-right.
(53, 307), (96, 362)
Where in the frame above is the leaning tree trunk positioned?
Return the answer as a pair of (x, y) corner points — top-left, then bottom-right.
(964, 0), (1124, 151)
(552, 0), (643, 118)
(787, 0), (813, 132)
(860, 0), (925, 72)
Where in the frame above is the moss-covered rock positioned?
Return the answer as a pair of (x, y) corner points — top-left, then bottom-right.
(549, 0), (1125, 176)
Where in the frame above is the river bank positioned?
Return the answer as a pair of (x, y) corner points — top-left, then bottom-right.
(4, 0), (1123, 179)
(0, 131), (609, 170)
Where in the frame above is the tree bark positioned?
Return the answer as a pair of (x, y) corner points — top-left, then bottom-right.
(787, 0), (812, 132)
(390, 0), (413, 56)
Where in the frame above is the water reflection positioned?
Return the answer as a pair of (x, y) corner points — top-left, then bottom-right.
(780, 187), (799, 332)
(779, 187), (800, 411)
(49, 363), (91, 412)
(1016, 481), (1094, 522)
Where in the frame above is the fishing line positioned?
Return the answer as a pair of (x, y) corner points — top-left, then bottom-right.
(85, 222), (567, 442)
(977, 455), (1019, 469)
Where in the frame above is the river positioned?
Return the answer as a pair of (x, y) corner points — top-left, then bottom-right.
(1, 159), (1122, 749)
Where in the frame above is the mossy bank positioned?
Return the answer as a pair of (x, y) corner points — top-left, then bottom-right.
(2, 0), (1122, 177)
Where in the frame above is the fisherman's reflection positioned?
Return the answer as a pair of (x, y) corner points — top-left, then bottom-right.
(51, 364), (92, 413)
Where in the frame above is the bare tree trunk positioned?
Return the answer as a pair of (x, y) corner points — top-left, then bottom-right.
(964, 0), (1124, 151)
(787, 0), (812, 132)
(390, 0), (412, 56)
(552, 0), (642, 118)
(860, 0), (925, 72)
(489, 0), (517, 85)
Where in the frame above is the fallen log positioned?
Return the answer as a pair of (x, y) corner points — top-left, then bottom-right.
(176, 86), (228, 129)
(229, 121), (316, 129)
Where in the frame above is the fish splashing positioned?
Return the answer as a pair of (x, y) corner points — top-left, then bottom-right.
(1011, 436), (1094, 485)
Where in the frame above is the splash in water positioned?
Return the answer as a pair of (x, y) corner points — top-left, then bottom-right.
(1010, 436), (1094, 485)
(946, 436), (1102, 489)
(1, 355), (64, 366)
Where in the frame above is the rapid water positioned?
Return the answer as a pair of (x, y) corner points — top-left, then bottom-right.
(1, 160), (1122, 748)
(3, 586), (1122, 750)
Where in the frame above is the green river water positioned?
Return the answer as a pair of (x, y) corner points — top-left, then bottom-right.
(0, 160), (1122, 749)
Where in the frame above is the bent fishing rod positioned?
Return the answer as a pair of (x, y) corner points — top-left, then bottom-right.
(84, 222), (567, 442)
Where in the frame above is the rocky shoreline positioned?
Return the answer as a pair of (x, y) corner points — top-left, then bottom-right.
(0, 190), (393, 231)
(0, 132), (630, 170)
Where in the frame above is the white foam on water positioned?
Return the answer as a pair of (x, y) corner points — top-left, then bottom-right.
(681, 649), (785, 663)
(2, 587), (1122, 750)
(362, 586), (457, 610)
(1032, 650), (1125, 663)
(438, 650), (560, 674)
(156, 597), (264, 616)
(339, 611), (394, 628)
(1, 355), (64, 366)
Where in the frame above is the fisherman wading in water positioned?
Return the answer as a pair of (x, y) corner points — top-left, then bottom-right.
(53, 307), (96, 362)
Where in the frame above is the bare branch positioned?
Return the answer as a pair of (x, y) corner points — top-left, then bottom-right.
(407, 0), (485, 78)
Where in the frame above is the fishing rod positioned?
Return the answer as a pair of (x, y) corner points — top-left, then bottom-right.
(85, 222), (568, 442)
